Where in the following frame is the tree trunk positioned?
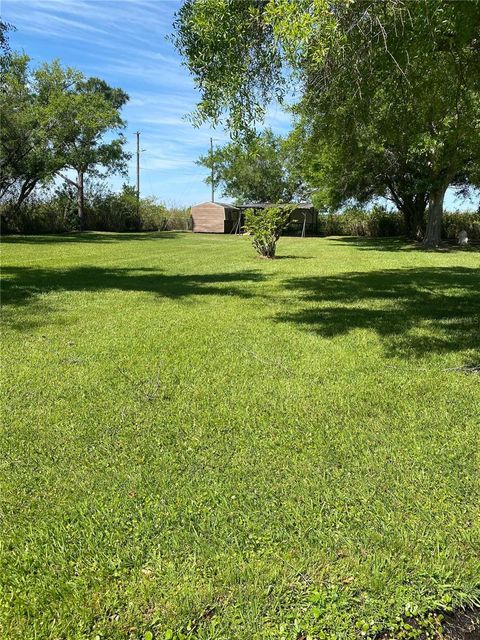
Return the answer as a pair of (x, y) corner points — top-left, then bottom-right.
(411, 194), (428, 239)
(400, 198), (426, 240)
(423, 185), (446, 248)
(77, 171), (85, 231)
(386, 184), (427, 240)
(15, 178), (38, 211)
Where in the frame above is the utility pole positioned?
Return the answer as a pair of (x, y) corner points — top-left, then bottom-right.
(135, 131), (140, 214)
(210, 137), (215, 202)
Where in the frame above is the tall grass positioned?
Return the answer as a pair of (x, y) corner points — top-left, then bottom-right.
(0, 185), (192, 234)
(318, 205), (480, 239)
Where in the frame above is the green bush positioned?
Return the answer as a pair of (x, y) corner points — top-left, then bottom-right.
(244, 205), (293, 258)
(1, 184), (192, 234)
(442, 211), (480, 240)
(140, 202), (191, 231)
(318, 206), (405, 237)
(318, 206), (480, 240)
(0, 186), (79, 234)
(85, 186), (142, 231)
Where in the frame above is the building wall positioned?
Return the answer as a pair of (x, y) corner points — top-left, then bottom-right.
(191, 203), (226, 233)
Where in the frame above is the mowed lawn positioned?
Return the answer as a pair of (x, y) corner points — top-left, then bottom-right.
(1, 232), (479, 639)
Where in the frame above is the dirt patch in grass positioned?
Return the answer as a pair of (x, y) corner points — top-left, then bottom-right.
(378, 607), (480, 639)
(443, 607), (480, 639)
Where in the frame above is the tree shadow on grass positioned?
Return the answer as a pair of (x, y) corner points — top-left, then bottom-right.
(329, 236), (414, 251)
(1, 231), (185, 245)
(276, 267), (480, 359)
(1, 266), (264, 329)
(274, 255), (315, 260)
(329, 236), (480, 253)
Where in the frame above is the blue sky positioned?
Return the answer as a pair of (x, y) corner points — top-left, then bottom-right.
(4, 0), (478, 210)
(4, 0), (291, 206)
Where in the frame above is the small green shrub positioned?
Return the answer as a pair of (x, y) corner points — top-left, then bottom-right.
(244, 205), (293, 258)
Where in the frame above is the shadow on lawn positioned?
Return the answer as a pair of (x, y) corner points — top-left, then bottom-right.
(1, 265), (264, 322)
(329, 236), (480, 252)
(1, 231), (185, 245)
(276, 267), (480, 358)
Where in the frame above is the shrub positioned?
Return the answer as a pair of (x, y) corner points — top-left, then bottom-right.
(0, 185), (79, 234)
(368, 204), (405, 236)
(140, 201), (191, 231)
(317, 207), (480, 240)
(442, 211), (480, 240)
(1, 184), (193, 234)
(244, 205), (293, 258)
(318, 206), (405, 237)
(86, 185), (142, 231)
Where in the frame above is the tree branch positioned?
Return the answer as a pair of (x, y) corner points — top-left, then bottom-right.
(57, 172), (78, 188)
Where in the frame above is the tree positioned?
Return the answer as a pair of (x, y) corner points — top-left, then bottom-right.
(292, 113), (430, 239)
(0, 53), (62, 210)
(197, 129), (305, 204)
(174, 0), (480, 246)
(1, 53), (130, 228)
(40, 62), (130, 229)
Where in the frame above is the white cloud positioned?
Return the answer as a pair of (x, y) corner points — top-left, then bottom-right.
(5, 0), (290, 204)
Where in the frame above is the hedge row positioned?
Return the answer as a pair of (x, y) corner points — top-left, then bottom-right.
(0, 186), (192, 234)
(317, 207), (480, 240)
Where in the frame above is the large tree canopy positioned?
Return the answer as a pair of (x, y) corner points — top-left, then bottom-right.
(1, 36), (130, 228)
(36, 62), (130, 228)
(0, 53), (63, 208)
(197, 129), (305, 204)
(174, 0), (480, 245)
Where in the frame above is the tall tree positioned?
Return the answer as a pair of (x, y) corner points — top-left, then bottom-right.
(292, 111), (431, 238)
(197, 129), (305, 204)
(174, 0), (480, 246)
(0, 53), (63, 209)
(39, 62), (130, 229)
(1, 51), (130, 228)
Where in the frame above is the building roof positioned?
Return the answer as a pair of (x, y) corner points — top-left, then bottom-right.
(237, 202), (314, 210)
(192, 201), (238, 209)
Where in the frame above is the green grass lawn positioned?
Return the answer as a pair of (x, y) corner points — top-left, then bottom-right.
(1, 232), (479, 639)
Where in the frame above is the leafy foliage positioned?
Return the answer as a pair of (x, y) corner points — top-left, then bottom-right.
(0, 53), (63, 208)
(172, 0), (285, 133)
(38, 61), (130, 227)
(317, 207), (480, 240)
(173, 0), (480, 246)
(0, 27), (130, 228)
(0, 183), (191, 234)
(442, 211), (480, 241)
(244, 205), (293, 257)
(197, 129), (305, 204)
(318, 206), (405, 238)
